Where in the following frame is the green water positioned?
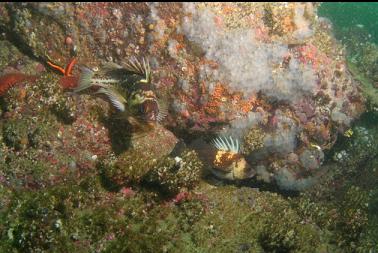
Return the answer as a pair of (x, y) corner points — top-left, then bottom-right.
(319, 2), (378, 44)
(319, 2), (378, 108)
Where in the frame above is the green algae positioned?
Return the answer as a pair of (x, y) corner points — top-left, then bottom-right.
(347, 59), (378, 110)
(188, 186), (325, 253)
(99, 150), (158, 187)
(0, 3), (377, 252)
(145, 149), (203, 195)
(293, 114), (378, 252)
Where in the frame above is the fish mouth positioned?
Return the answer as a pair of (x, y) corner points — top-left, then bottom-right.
(141, 100), (159, 122)
(147, 112), (157, 121)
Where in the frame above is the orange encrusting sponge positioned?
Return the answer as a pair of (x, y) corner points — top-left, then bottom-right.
(0, 73), (38, 96)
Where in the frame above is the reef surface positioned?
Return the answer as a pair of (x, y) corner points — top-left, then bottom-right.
(0, 3), (377, 252)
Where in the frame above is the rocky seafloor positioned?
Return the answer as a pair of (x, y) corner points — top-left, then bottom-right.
(0, 2), (377, 252)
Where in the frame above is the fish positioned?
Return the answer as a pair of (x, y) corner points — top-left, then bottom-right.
(343, 128), (353, 138)
(309, 143), (322, 151)
(0, 73), (38, 96)
(191, 136), (255, 180)
(73, 57), (167, 125)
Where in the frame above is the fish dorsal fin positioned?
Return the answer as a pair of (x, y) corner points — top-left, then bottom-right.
(212, 136), (240, 153)
(102, 62), (123, 70)
(123, 57), (151, 84)
(101, 62), (126, 77)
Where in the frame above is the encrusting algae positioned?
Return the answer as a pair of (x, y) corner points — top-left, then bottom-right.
(0, 2), (377, 252)
(0, 73), (38, 96)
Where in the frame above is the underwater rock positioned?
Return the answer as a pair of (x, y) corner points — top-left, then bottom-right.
(100, 150), (158, 186)
(129, 123), (178, 161)
(0, 2), (368, 191)
(242, 126), (265, 155)
(100, 123), (178, 187)
(332, 122), (378, 169)
(0, 3), (377, 252)
(145, 149), (203, 194)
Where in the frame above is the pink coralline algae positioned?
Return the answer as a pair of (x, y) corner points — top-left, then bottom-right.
(296, 44), (332, 71)
(144, 3), (364, 190)
(0, 3), (366, 191)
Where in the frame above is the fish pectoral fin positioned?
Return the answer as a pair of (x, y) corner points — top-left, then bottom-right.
(156, 98), (168, 123)
(95, 87), (127, 112)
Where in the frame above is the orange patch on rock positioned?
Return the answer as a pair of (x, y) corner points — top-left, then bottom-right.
(0, 73), (38, 96)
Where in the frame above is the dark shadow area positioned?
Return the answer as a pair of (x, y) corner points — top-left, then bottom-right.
(139, 180), (177, 200)
(202, 173), (301, 198)
(97, 162), (122, 193)
(98, 113), (132, 155)
(49, 105), (76, 125)
(0, 97), (7, 113)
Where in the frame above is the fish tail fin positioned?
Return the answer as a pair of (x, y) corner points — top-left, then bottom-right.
(73, 67), (95, 93)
